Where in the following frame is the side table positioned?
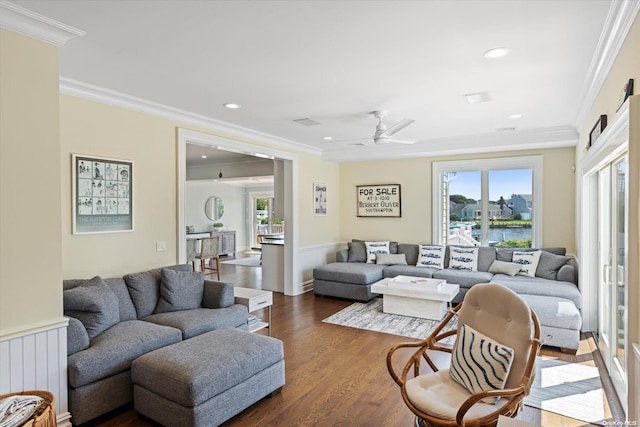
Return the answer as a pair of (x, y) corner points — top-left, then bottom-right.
(233, 287), (273, 336)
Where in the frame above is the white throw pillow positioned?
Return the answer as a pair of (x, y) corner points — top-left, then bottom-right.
(449, 324), (514, 404)
(376, 253), (407, 265)
(365, 241), (390, 264)
(512, 250), (542, 277)
(416, 245), (445, 269)
(448, 247), (479, 272)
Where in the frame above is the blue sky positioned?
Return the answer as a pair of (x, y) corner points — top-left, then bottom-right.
(448, 169), (532, 201)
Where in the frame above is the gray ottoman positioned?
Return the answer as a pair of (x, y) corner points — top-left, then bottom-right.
(131, 328), (285, 427)
(519, 294), (582, 352)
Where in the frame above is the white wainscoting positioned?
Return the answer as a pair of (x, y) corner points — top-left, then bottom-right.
(295, 242), (347, 295)
(0, 319), (71, 427)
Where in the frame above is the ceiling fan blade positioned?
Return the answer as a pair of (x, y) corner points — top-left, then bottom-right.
(323, 137), (375, 146)
(381, 118), (414, 137)
(385, 137), (416, 145)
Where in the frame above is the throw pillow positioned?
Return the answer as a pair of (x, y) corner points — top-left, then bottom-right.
(448, 247), (479, 272)
(449, 324), (514, 404)
(488, 260), (522, 276)
(155, 268), (205, 313)
(376, 253), (407, 265)
(416, 245), (445, 269)
(347, 241), (367, 263)
(536, 251), (571, 280)
(512, 250), (542, 278)
(365, 241), (390, 264)
(64, 276), (120, 339)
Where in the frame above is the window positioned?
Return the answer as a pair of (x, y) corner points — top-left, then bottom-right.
(432, 156), (542, 247)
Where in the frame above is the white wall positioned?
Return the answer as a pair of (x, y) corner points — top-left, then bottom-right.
(186, 180), (247, 251)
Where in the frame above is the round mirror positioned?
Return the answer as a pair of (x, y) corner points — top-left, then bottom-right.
(205, 196), (224, 221)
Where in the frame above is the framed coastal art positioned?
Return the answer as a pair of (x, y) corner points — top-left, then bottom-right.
(313, 182), (327, 216)
(72, 154), (133, 234)
(356, 184), (401, 217)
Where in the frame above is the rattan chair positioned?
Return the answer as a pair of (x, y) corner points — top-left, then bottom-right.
(387, 283), (542, 427)
(196, 236), (220, 280)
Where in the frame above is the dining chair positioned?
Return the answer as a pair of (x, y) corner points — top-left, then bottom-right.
(196, 236), (220, 280)
(186, 238), (198, 271)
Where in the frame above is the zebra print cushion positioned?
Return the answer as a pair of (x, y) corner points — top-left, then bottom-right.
(449, 324), (514, 404)
(416, 245), (445, 269)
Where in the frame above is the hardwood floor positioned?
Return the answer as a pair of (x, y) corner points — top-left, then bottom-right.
(89, 255), (624, 427)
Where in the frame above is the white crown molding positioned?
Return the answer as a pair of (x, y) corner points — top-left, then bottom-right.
(60, 77), (321, 156)
(322, 126), (579, 163)
(573, 0), (640, 132)
(0, 0), (85, 46)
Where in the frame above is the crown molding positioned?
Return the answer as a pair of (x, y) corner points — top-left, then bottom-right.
(60, 77), (321, 156)
(321, 126), (579, 163)
(573, 0), (640, 132)
(0, 0), (85, 46)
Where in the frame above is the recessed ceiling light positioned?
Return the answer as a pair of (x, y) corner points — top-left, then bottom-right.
(483, 47), (509, 59)
(201, 155), (207, 159)
(323, 136), (333, 140)
(464, 92), (491, 104)
(508, 114), (522, 119)
(223, 103), (241, 109)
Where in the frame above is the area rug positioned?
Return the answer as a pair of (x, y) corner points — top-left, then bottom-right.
(525, 357), (606, 425)
(322, 298), (457, 342)
(220, 257), (261, 267)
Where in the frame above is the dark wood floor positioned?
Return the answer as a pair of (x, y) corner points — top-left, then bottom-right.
(88, 254), (624, 427)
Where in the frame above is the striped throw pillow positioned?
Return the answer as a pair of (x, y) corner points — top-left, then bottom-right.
(449, 324), (514, 404)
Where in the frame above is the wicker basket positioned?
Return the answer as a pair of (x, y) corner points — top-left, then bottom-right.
(0, 390), (56, 427)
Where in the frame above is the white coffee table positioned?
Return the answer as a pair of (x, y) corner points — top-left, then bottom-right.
(371, 277), (459, 320)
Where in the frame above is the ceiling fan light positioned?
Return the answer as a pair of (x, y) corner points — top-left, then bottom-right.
(483, 47), (509, 59)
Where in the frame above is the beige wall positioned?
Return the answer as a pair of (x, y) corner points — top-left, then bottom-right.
(339, 147), (576, 253)
(0, 29), (63, 335)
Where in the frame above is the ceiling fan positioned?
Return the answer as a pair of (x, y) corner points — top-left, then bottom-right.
(326, 111), (415, 146)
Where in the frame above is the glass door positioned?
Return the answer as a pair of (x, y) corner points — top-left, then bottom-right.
(597, 155), (628, 409)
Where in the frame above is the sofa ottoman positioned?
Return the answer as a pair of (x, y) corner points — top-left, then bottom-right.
(518, 294), (582, 352)
(131, 328), (285, 427)
(313, 262), (385, 302)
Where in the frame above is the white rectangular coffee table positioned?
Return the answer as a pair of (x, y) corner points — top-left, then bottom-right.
(371, 277), (459, 320)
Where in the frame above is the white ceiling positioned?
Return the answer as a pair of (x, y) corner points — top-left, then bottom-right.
(9, 0), (620, 162)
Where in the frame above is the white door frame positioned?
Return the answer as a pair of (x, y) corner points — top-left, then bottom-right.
(177, 128), (299, 296)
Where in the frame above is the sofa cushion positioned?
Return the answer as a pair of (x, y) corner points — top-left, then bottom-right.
(313, 262), (385, 285)
(536, 251), (571, 280)
(383, 265), (437, 279)
(143, 306), (248, 339)
(376, 253), (407, 265)
(432, 269), (493, 288)
(365, 241), (390, 263)
(416, 245), (445, 269)
(488, 260), (521, 276)
(67, 320), (182, 388)
(64, 276), (120, 339)
(125, 264), (192, 318)
(518, 294), (582, 330)
(448, 247), (479, 271)
(347, 241), (367, 263)
(496, 247), (566, 262)
(64, 277), (138, 321)
(490, 274), (582, 309)
(512, 250), (541, 277)
(155, 268), (205, 313)
(66, 316), (90, 356)
(398, 243), (420, 265)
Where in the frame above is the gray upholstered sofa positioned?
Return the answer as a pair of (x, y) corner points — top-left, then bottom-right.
(313, 242), (582, 351)
(63, 264), (249, 425)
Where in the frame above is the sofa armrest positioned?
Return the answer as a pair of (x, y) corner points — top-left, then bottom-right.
(66, 316), (90, 356)
(202, 280), (235, 308)
(336, 249), (348, 262)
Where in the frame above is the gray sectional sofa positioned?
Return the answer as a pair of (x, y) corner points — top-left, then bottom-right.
(63, 264), (249, 425)
(313, 242), (582, 352)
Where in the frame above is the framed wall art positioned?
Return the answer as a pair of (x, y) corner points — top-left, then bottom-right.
(588, 115), (607, 149)
(313, 182), (327, 216)
(72, 154), (133, 234)
(356, 184), (401, 217)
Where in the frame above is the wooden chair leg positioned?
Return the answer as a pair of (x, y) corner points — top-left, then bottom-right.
(214, 258), (220, 280)
(201, 259), (205, 272)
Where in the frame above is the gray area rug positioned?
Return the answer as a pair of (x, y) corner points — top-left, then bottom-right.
(525, 357), (606, 424)
(322, 298), (457, 342)
(220, 256), (261, 267)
